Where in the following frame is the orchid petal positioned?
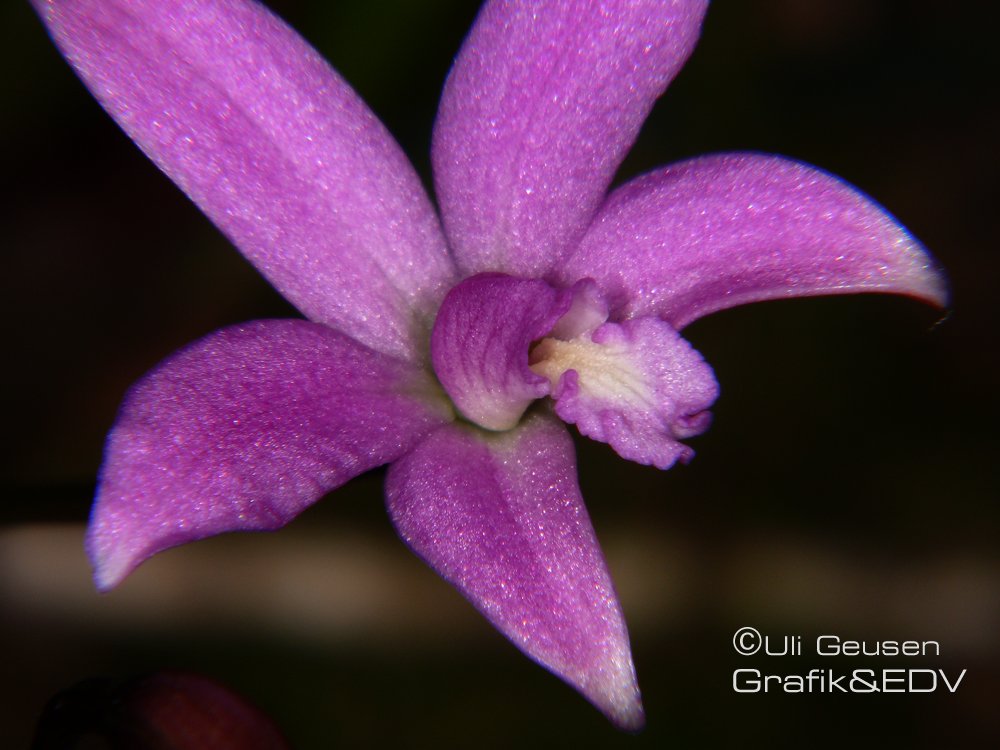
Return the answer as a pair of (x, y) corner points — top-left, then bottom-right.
(561, 153), (948, 328)
(89, 320), (453, 591)
(33, 0), (456, 361)
(430, 273), (573, 430)
(532, 316), (718, 469)
(433, 0), (708, 277)
(386, 413), (643, 729)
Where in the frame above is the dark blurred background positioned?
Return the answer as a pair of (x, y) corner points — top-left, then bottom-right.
(3, 0), (997, 747)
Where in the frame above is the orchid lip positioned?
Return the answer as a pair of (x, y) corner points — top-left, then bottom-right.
(530, 335), (647, 403)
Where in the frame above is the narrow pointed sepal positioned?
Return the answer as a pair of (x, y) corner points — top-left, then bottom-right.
(31, 0), (455, 360)
(386, 413), (643, 729)
(562, 153), (947, 327)
(89, 320), (452, 591)
(433, 0), (709, 277)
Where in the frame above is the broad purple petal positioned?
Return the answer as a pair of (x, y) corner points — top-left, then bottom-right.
(532, 316), (718, 469)
(386, 413), (642, 729)
(430, 273), (573, 430)
(90, 320), (453, 591)
(561, 153), (948, 327)
(34, 0), (455, 361)
(433, 0), (708, 277)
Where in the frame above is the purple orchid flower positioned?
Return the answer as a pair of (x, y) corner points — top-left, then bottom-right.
(33, 0), (945, 729)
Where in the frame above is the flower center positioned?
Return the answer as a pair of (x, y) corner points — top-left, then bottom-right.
(429, 272), (718, 467)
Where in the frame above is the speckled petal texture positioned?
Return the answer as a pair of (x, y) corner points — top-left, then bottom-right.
(90, 320), (453, 591)
(34, 0), (455, 361)
(430, 273), (573, 430)
(385, 413), (642, 729)
(433, 0), (708, 277)
(561, 153), (947, 327)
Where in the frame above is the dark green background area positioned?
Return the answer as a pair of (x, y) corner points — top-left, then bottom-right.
(3, 1), (997, 747)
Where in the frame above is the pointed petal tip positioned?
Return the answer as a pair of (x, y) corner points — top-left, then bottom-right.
(93, 569), (125, 594)
(583, 667), (645, 732)
(614, 699), (646, 733)
(907, 255), (950, 310)
(89, 545), (129, 593)
(529, 618), (646, 730)
(87, 526), (140, 593)
(868, 212), (948, 311)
